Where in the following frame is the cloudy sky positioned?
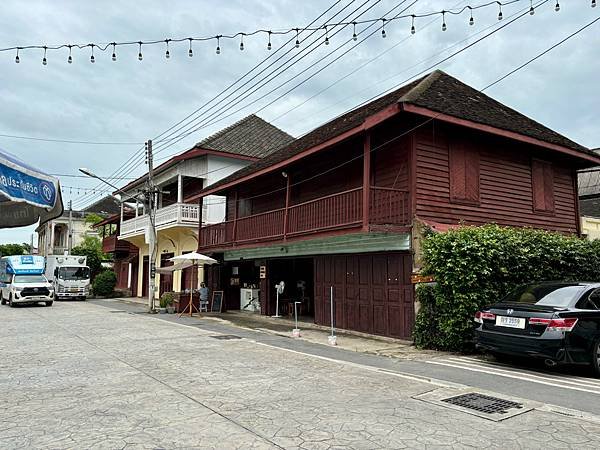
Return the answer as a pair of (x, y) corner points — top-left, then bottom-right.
(1, 0), (598, 245)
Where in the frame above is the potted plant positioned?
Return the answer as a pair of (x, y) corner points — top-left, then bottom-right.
(161, 292), (175, 314)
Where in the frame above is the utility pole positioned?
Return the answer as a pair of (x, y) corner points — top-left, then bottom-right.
(145, 140), (157, 313)
(67, 200), (73, 255)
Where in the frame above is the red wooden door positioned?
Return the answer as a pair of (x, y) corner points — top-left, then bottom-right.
(130, 259), (138, 297)
(159, 253), (174, 296)
(141, 257), (149, 298)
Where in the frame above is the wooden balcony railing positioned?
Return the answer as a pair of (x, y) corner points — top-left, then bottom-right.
(199, 186), (409, 250)
(102, 234), (135, 254)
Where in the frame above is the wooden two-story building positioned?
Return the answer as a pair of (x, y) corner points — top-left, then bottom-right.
(189, 70), (600, 339)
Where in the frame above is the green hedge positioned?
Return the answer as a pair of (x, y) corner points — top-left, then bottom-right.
(92, 270), (117, 297)
(413, 224), (600, 351)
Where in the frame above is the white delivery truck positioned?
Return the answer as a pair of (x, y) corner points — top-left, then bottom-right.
(45, 255), (90, 301)
(0, 255), (55, 307)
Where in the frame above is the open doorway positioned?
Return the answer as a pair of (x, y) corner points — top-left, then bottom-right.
(267, 257), (314, 320)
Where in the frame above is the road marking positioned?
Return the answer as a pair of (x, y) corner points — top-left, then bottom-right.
(426, 357), (600, 395)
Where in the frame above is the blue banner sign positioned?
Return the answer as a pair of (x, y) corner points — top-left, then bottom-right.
(0, 151), (57, 208)
(1, 255), (45, 275)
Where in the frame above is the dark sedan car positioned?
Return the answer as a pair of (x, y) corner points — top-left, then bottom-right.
(474, 282), (600, 376)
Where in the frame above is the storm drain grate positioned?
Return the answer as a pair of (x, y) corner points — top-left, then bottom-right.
(209, 335), (242, 340)
(109, 310), (128, 313)
(442, 393), (523, 415)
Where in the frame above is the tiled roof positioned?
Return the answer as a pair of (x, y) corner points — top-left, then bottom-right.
(201, 70), (595, 195)
(82, 196), (121, 215)
(196, 114), (294, 158)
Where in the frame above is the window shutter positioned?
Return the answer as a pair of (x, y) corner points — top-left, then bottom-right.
(531, 159), (554, 213)
(449, 140), (479, 204)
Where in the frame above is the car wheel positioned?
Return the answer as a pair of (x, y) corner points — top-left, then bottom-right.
(592, 339), (600, 377)
(45, 301), (53, 307)
(8, 294), (14, 308)
(0, 292), (5, 305)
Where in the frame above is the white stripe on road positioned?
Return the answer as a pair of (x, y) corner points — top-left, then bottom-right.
(426, 357), (600, 395)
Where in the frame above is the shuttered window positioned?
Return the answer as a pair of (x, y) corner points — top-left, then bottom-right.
(531, 159), (555, 213)
(449, 140), (480, 204)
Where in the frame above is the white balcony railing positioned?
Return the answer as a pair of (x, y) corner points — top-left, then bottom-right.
(119, 203), (200, 238)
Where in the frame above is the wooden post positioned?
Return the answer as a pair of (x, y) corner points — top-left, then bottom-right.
(232, 189), (239, 244)
(283, 173), (291, 240)
(362, 132), (371, 231)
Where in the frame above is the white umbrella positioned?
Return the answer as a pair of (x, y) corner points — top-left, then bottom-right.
(0, 148), (63, 228)
(169, 252), (218, 316)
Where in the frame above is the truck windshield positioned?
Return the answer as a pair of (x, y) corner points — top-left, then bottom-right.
(14, 275), (47, 283)
(501, 283), (586, 308)
(58, 267), (90, 281)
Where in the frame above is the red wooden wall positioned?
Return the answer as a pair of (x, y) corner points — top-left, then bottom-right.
(414, 123), (579, 233)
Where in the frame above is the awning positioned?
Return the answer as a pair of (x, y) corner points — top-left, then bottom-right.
(0, 148), (63, 228)
(155, 261), (194, 274)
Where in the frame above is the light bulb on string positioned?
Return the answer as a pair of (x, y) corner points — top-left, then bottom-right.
(216, 35), (221, 54)
(165, 39), (170, 59)
(295, 28), (300, 48)
(138, 42), (143, 61)
(352, 22), (357, 40)
(381, 18), (387, 38)
(42, 46), (47, 65)
(267, 31), (272, 50)
(324, 25), (329, 45)
(441, 11), (447, 31)
(555, 1), (560, 11)
(90, 44), (95, 63)
(239, 34), (244, 51)
(15, 48), (20, 63)
(593, 0), (597, 8)
(68, 45), (72, 64)
(411, 15), (416, 34)
(468, 7), (474, 25)
(529, 1), (535, 14)
(111, 43), (116, 61)
(188, 38), (193, 57)
(497, 2), (503, 20)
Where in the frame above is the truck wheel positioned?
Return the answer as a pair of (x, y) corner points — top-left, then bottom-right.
(80, 297), (87, 302)
(45, 301), (53, 307)
(592, 339), (600, 378)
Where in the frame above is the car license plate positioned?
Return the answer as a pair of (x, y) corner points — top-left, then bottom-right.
(495, 316), (526, 329)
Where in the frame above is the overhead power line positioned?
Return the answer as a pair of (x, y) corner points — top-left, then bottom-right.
(4, 0), (537, 64)
(0, 133), (142, 145)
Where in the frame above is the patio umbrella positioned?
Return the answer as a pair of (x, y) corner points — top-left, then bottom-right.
(169, 252), (218, 317)
(0, 148), (63, 228)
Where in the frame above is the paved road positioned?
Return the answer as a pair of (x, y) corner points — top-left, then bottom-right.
(2, 300), (600, 449)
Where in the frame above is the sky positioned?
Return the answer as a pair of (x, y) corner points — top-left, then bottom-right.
(0, 0), (599, 245)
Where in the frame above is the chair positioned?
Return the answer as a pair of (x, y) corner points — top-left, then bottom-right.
(199, 300), (209, 312)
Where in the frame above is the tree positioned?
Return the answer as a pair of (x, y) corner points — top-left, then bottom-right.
(0, 244), (27, 257)
(85, 213), (105, 237)
(71, 236), (105, 279)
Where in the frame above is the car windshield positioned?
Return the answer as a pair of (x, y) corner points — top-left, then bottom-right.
(501, 284), (586, 308)
(58, 267), (90, 281)
(13, 275), (47, 284)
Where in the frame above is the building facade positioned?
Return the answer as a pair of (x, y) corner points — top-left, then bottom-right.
(578, 148), (600, 240)
(99, 115), (293, 298)
(190, 71), (600, 339)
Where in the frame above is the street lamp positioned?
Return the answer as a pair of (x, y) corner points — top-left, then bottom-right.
(78, 167), (157, 313)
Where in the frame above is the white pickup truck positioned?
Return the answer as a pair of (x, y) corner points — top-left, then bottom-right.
(0, 255), (55, 307)
(45, 255), (90, 301)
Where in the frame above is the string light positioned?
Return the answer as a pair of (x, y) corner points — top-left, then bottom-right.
(89, 44), (95, 63)
(67, 45), (72, 64)
(593, 0), (597, 8)
(3, 1), (554, 64)
(42, 46), (47, 65)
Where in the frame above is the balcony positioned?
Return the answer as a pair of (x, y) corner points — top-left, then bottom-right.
(200, 186), (409, 251)
(119, 203), (200, 239)
(102, 234), (137, 254)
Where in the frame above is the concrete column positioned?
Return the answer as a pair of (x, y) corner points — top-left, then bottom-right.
(177, 174), (183, 204)
(49, 222), (56, 255)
